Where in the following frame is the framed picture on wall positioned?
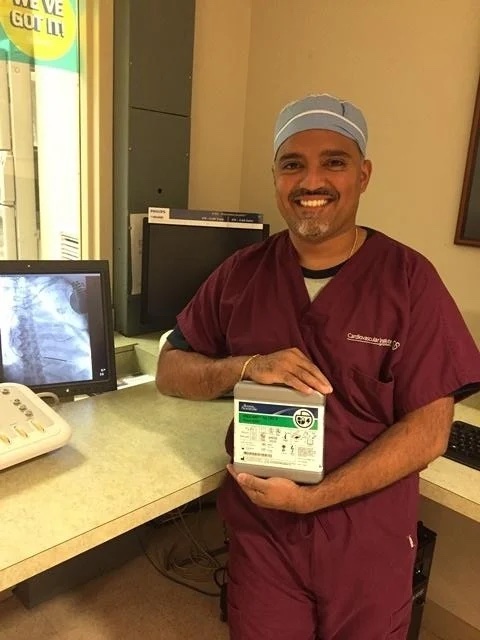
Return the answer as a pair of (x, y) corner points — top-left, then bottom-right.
(455, 75), (480, 247)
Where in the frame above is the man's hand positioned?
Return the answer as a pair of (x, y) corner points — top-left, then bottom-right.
(227, 464), (314, 513)
(246, 347), (332, 395)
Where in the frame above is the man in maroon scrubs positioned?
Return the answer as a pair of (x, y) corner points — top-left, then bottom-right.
(156, 94), (480, 639)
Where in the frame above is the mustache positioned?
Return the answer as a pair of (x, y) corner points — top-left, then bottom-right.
(289, 188), (337, 200)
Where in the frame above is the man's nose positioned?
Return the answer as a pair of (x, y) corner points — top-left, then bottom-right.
(298, 165), (329, 191)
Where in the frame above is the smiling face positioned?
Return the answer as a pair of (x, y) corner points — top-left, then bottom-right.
(273, 129), (372, 243)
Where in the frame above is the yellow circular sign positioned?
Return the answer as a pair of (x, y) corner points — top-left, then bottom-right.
(0, 0), (76, 61)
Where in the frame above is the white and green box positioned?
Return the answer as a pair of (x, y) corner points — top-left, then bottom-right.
(233, 381), (325, 484)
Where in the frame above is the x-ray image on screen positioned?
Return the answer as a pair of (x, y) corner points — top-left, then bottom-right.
(0, 275), (93, 387)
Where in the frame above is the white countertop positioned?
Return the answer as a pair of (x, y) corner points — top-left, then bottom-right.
(0, 383), (232, 591)
(1, 378), (479, 593)
(420, 398), (480, 521)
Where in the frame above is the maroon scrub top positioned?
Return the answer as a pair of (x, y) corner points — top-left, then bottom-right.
(177, 228), (480, 637)
(178, 229), (480, 467)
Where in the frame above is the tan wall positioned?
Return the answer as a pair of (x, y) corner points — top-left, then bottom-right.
(238, 0), (480, 337)
(188, 0), (252, 211)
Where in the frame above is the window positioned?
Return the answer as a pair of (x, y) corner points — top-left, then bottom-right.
(0, 0), (80, 260)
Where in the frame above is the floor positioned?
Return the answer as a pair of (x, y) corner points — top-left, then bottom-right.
(0, 506), (444, 640)
(0, 506), (230, 640)
(0, 552), (231, 640)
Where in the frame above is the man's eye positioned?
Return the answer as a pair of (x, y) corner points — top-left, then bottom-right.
(327, 159), (346, 169)
(281, 161), (301, 171)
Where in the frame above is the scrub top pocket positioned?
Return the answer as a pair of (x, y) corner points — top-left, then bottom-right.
(328, 365), (395, 431)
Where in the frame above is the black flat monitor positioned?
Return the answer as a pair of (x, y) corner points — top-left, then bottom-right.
(141, 219), (269, 330)
(0, 260), (117, 399)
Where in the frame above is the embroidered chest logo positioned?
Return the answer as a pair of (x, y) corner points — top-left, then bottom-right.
(347, 333), (400, 351)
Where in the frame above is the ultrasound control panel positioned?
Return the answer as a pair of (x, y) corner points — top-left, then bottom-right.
(0, 383), (72, 470)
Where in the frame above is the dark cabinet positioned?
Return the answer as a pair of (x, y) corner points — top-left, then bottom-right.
(113, 0), (195, 336)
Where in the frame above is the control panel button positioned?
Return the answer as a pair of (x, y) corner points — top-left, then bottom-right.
(30, 420), (46, 433)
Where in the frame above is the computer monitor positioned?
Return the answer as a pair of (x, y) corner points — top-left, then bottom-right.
(0, 260), (117, 399)
(141, 219), (269, 330)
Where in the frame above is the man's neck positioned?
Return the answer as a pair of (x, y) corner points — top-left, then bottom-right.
(289, 226), (364, 270)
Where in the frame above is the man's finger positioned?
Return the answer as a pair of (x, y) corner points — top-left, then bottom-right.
(227, 464), (267, 493)
(236, 472), (263, 490)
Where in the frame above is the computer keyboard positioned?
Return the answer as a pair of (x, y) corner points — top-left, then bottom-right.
(443, 420), (480, 471)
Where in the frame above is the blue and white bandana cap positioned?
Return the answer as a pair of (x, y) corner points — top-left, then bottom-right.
(273, 93), (368, 157)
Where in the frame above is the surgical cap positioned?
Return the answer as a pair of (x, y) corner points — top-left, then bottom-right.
(273, 93), (368, 157)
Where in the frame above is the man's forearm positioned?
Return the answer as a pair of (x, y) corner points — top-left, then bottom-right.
(303, 396), (454, 513)
(156, 344), (335, 400)
(156, 347), (248, 399)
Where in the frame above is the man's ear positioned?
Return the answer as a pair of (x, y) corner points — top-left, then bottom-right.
(360, 159), (372, 193)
